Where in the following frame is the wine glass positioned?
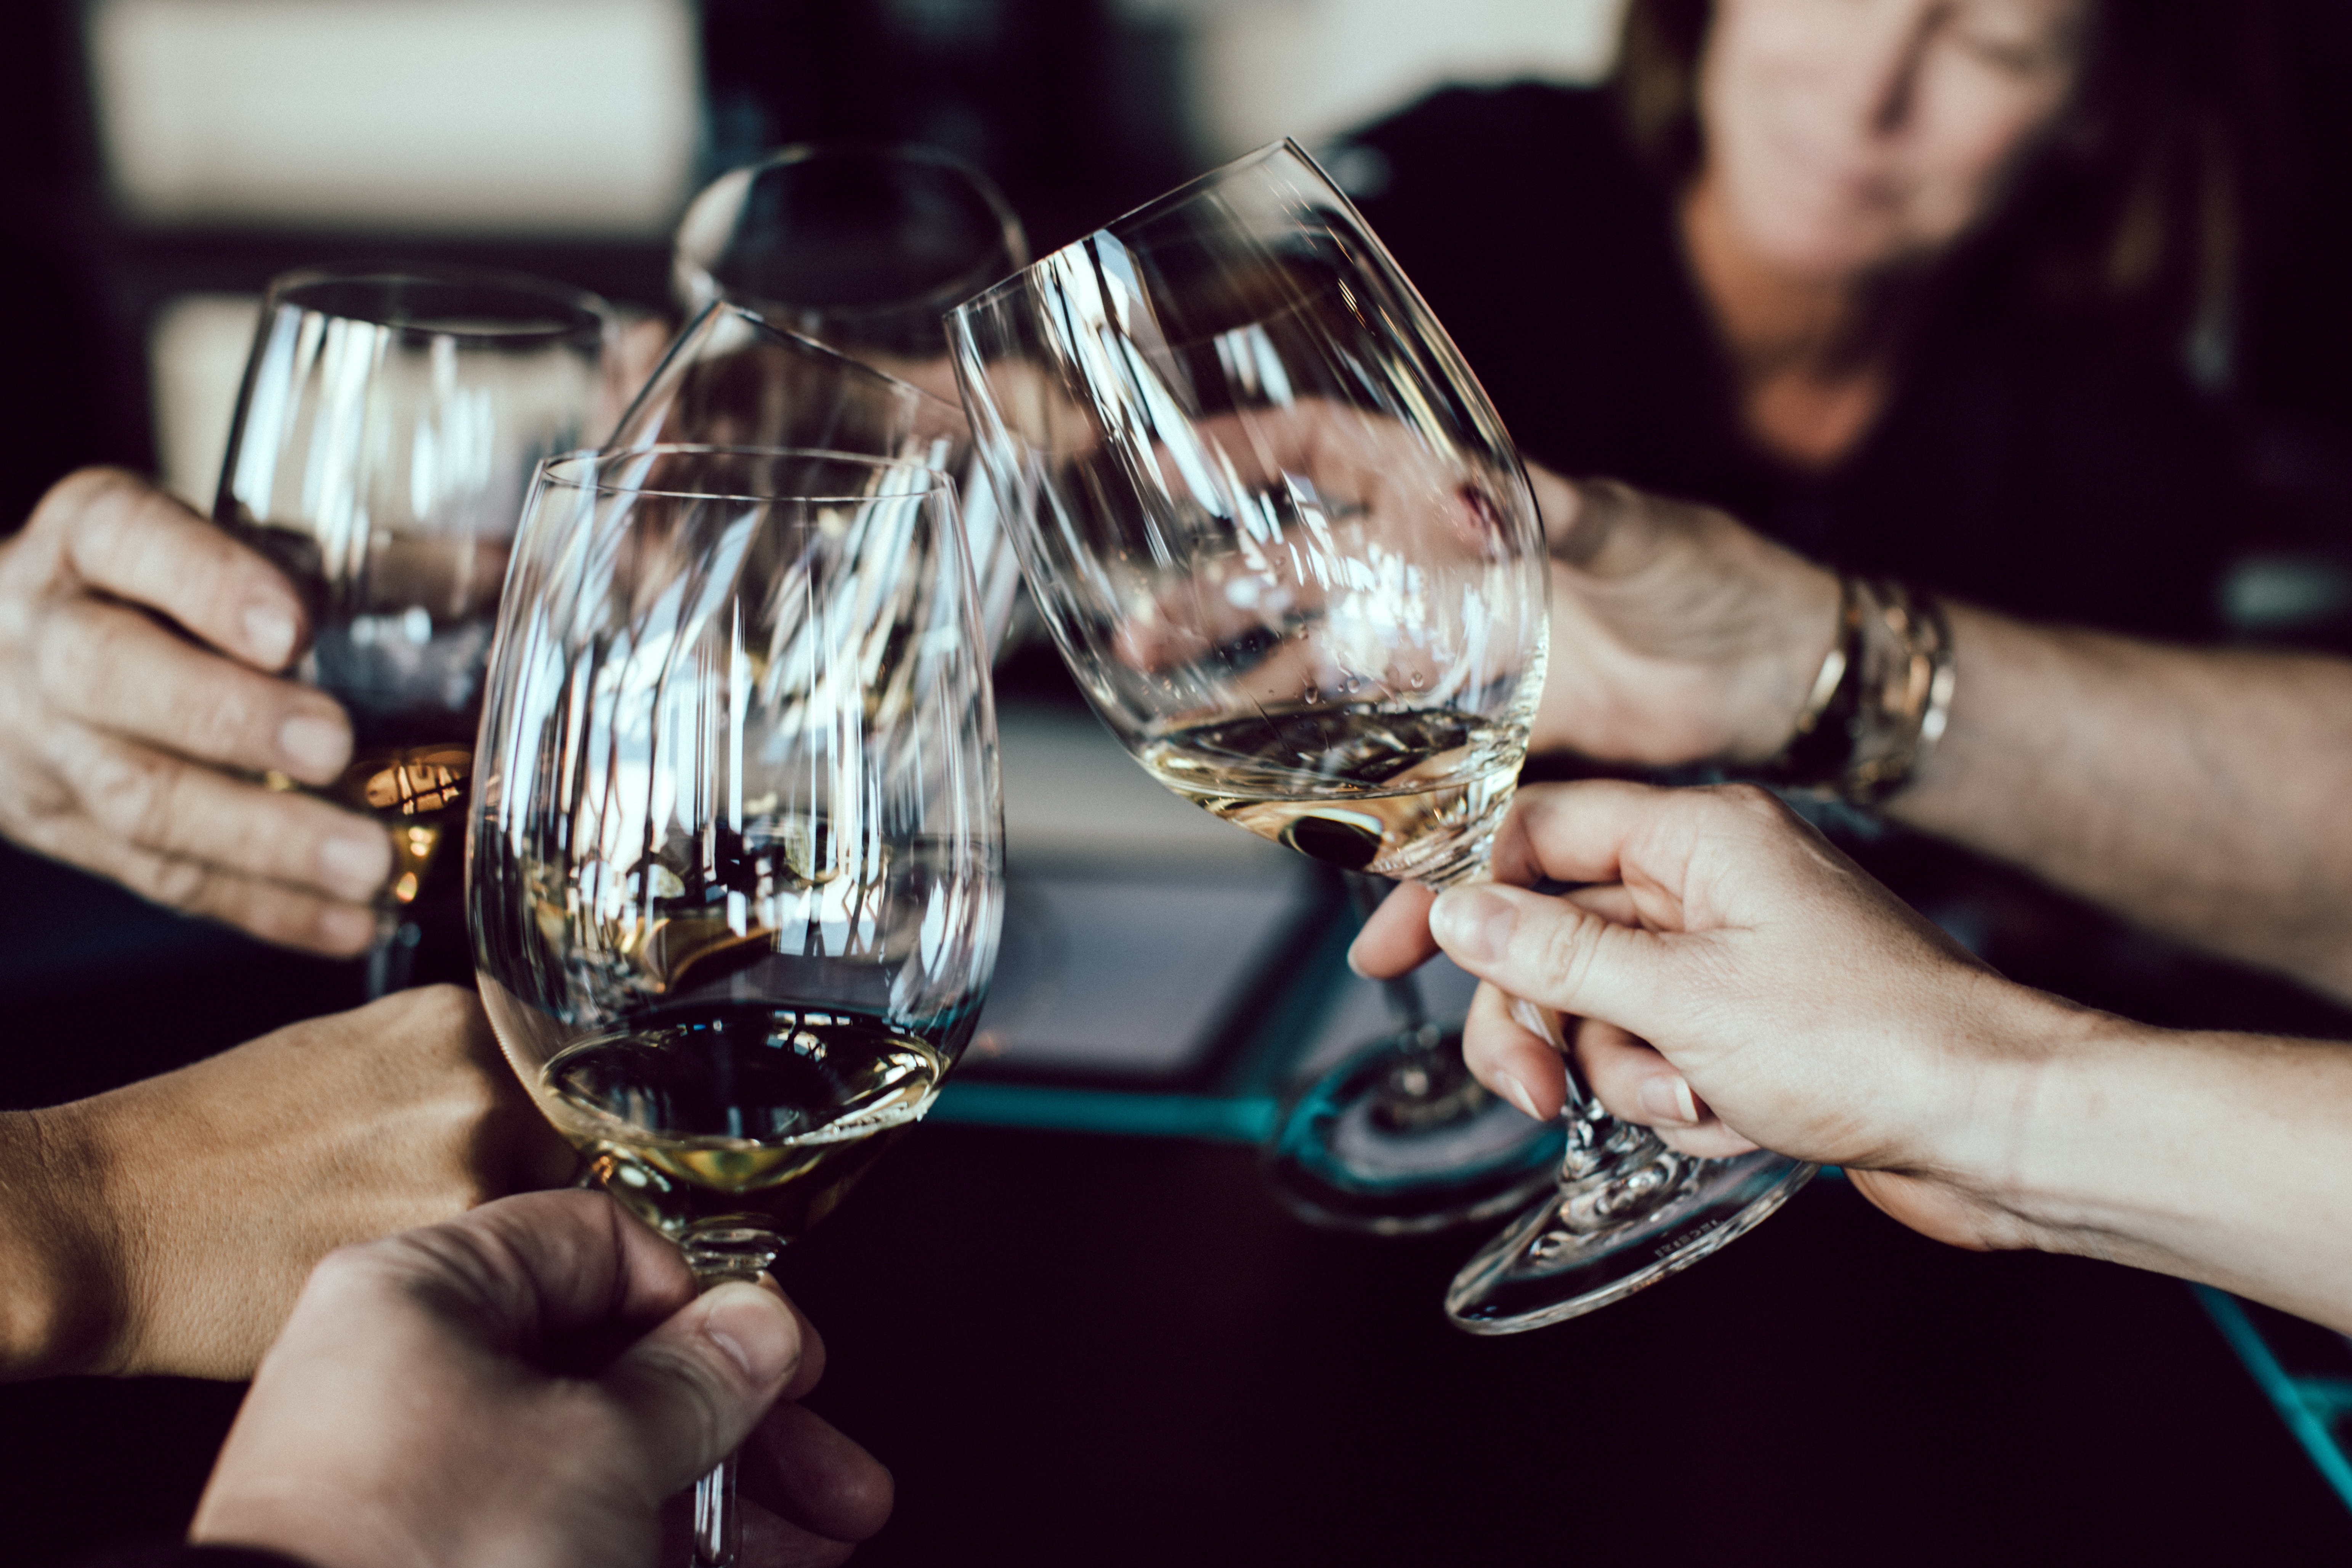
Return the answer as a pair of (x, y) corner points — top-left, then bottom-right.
(609, 303), (1024, 653)
(218, 261), (614, 994)
(468, 446), (1002, 1563)
(948, 140), (1815, 1329)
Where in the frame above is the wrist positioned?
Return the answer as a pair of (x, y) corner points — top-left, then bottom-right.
(1715, 556), (1843, 765)
(0, 1106), (123, 1378)
(1929, 999), (2352, 1283)
(1866, 973), (2118, 1254)
(1748, 569), (1844, 762)
(194, 1486), (429, 1568)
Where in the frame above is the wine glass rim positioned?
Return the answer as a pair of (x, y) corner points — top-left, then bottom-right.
(698, 300), (966, 416)
(538, 444), (957, 504)
(265, 260), (615, 343)
(676, 139), (1029, 327)
(949, 138), (1317, 321)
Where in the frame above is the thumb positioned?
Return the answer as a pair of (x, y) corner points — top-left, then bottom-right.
(1427, 883), (1674, 1029)
(598, 1279), (803, 1496)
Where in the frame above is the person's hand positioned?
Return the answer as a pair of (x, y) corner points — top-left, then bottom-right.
(191, 1189), (893, 1568)
(1522, 469), (1844, 766)
(3, 985), (579, 1380)
(0, 468), (392, 954)
(1350, 781), (2096, 1251)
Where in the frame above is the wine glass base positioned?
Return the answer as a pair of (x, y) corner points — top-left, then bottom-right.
(1264, 1029), (1567, 1236)
(1445, 1150), (1817, 1334)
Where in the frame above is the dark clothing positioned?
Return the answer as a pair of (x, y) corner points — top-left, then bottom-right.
(1343, 83), (2229, 639)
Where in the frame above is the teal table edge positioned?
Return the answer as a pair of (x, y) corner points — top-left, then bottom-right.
(2194, 1284), (2352, 1512)
(931, 1081), (1279, 1143)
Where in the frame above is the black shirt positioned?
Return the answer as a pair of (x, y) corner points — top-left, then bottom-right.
(1342, 82), (2229, 639)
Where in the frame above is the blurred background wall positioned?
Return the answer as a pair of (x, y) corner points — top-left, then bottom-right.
(1, 0), (2348, 639)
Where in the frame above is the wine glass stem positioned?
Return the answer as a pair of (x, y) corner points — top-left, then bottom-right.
(362, 911), (421, 999)
(1507, 995), (1693, 1223)
(1507, 996), (1608, 1174)
(691, 1453), (739, 1567)
(1345, 873), (1431, 1036)
(685, 1233), (786, 1568)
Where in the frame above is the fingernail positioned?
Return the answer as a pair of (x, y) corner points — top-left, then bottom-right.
(316, 904), (377, 954)
(317, 829), (391, 899)
(700, 1281), (800, 1385)
(242, 603), (297, 667)
(1429, 886), (1514, 964)
(1497, 1070), (1542, 1121)
(278, 712), (349, 779)
(1638, 1075), (1701, 1127)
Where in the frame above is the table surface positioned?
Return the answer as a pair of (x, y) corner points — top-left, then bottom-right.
(6, 1113), (2350, 1565)
(6, 700), (2352, 1563)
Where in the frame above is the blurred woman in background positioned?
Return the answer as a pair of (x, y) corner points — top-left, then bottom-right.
(1343, 0), (2321, 1021)
(1345, 0), (2275, 638)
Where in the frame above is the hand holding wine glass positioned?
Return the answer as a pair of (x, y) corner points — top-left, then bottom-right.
(0, 468), (391, 952)
(192, 1190), (891, 1568)
(1521, 472), (1845, 770)
(0, 984), (576, 1381)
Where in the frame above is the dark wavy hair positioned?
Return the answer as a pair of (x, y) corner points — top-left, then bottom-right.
(1613, 0), (2289, 384)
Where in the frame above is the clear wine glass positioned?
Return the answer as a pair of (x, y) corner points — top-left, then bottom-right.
(218, 261), (614, 994)
(468, 446), (1003, 1562)
(609, 303), (1024, 653)
(948, 141), (1815, 1329)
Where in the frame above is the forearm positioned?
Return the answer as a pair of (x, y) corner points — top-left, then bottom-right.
(0, 1107), (119, 1378)
(1964, 1005), (2352, 1332)
(1889, 604), (2352, 999)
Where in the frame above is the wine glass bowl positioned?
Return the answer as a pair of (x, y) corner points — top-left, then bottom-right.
(470, 446), (1002, 1267)
(948, 142), (1549, 888)
(652, 143), (1035, 669)
(608, 305), (1027, 653)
